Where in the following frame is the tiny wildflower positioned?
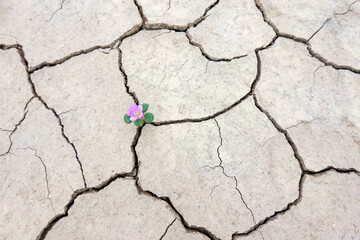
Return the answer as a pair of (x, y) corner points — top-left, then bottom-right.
(124, 103), (154, 127)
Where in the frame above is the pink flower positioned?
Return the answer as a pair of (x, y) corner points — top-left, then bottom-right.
(126, 104), (143, 121)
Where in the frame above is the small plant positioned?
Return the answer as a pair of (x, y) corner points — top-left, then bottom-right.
(124, 103), (154, 127)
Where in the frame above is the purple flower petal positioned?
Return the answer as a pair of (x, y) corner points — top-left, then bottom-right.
(130, 103), (137, 110)
(126, 104), (145, 120)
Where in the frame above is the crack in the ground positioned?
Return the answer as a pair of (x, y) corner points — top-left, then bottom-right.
(28, 44), (112, 74)
(306, 45), (360, 74)
(28, 23), (142, 73)
(33, 148), (55, 213)
(20, 147), (56, 214)
(307, 0), (359, 42)
(163, 0), (172, 15)
(232, 172), (305, 239)
(0, 109), (29, 157)
(253, 95), (307, 171)
(16, 0), (358, 78)
(304, 166), (360, 177)
(133, 0), (148, 24)
(151, 92), (252, 126)
(7, 4), (229, 237)
(285, 118), (322, 130)
(0, 43), (20, 50)
(150, 38), (277, 126)
(16, 46), (88, 188)
(0, 33), (19, 43)
(2, 1), (359, 239)
(226, 38), (359, 237)
(134, 0), (242, 63)
(212, 118), (257, 225)
(130, 126), (143, 176)
(134, 176), (218, 240)
(185, 31), (248, 62)
(253, 0), (278, 32)
(159, 218), (176, 240)
(232, 93), (360, 238)
(210, 183), (221, 198)
(36, 122), (219, 240)
(58, 107), (77, 116)
(309, 65), (325, 101)
(117, 47), (139, 105)
(25, 0), (225, 76)
(232, 167), (359, 239)
(191, 0), (220, 29)
(35, 117), (144, 239)
(131, 125), (218, 239)
(0, 94), (35, 156)
(35, 172), (135, 240)
(303, 0), (359, 45)
(138, 0), (220, 31)
(255, 0), (360, 74)
(46, 0), (66, 23)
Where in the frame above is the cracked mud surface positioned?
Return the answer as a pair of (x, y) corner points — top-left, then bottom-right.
(0, 0), (359, 239)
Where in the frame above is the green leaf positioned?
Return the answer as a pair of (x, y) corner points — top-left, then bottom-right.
(124, 114), (132, 124)
(133, 119), (143, 127)
(144, 112), (154, 123)
(141, 103), (149, 112)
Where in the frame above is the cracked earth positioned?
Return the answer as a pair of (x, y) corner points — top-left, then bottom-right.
(0, 0), (359, 239)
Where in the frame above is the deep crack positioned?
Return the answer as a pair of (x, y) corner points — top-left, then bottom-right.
(134, 177), (219, 240)
(185, 31), (248, 62)
(253, 95), (307, 171)
(150, 42), (272, 126)
(35, 172), (135, 240)
(2, 2), (359, 239)
(236, 91), (360, 238)
(133, 125), (218, 239)
(133, 0), (148, 24)
(35, 116), (143, 239)
(232, 173), (305, 238)
(254, 0), (360, 74)
(140, 0), (220, 31)
(117, 47), (140, 105)
(16, 46), (88, 188)
(28, 23), (142, 73)
(232, 168), (359, 239)
(0, 43), (21, 50)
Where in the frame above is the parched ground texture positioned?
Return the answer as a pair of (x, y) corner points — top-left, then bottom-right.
(0, 0), (359, 239)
